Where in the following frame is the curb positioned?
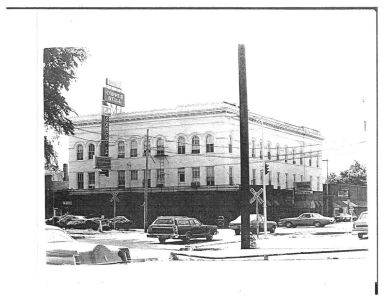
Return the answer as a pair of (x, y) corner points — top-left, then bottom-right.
(169, 248), (368, 261)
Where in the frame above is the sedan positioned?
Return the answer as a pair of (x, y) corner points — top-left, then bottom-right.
(278, 213), (335, 228)
(45, 225), (130, 265)
(334, 213), (355, 222)
(352, 211), (368, 239)
(229, 214), (277, 235)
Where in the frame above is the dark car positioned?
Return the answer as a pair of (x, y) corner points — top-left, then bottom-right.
(278, 213), (335, 228)
(334, 213), (356, 222)
(229, 214), (277, 235)
(147, 216), (218, 243)
(45, 225), (130, 265)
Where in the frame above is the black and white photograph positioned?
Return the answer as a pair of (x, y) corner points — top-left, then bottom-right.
(2, 1), (385, 299)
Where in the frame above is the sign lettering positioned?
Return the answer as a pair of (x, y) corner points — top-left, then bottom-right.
(103, 87), (125, 107)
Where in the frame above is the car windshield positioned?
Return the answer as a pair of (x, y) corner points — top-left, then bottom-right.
(154, 218), (174, 224)
(358, 213), (368, 220)
(46, 228), (74, 243)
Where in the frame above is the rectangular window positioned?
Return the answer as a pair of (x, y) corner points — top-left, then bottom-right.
(77, 172), (84, 189)
(178, 168), (185, 183)
(118, 170), (125, 188)
(260, 170), (263, 184)
(292, 149), (296, 164)
(157, 169), (165, 184)
(299, 151), (303, 165)
(268, 171), (272, 186)
(316, 155), (320, 168)
(88, 172), (95, 189)
(143, 169), (151, 187)
(229, 166), (233, 185)
(252, 140), (256, 158)
(259, 141), (263, 159)
(130, 148), (137, 157)
(130, 170), (138, 181)
(309, 153), (312, 166)
(285, 173), (289, 189)
(317, 177), (320, 191)
(192, 167), (200, 181)
(229, 136), (233, 153)
(206, 166), (215, 186)
(293, 174), (296, 188)
(251, 169), (256, 185)
(277, 172), (280, 188)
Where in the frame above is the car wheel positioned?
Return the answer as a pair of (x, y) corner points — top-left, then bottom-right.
(158, 237), (166, 244)
(358, 233), (364, 239)
(183, 232), (192, 243)
(269, 226), (276, 234)
(206, 234), (214, 241)
(314, 221), (321, 228)
(285, 222), (293, 228)
(235, 229), (241, 235)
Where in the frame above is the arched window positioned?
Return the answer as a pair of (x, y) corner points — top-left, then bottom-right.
(130, 140), (138, 157)
(299, 148), (303, 165)
(118, 141), (125, 158)
(156, 138), (165, 155)
(251, 139), (256, 157)
(77, 144), (83, 160)
(206, 135), (214, 153)
(192, 136), (200, 154)
(267, 142), (271, 160)
(143, 138), (149, 156)
(88, 144), (95, 160)
(284, 145), (288, 163)
(292, 148), (296, 164)
(259, 140), (263, 159)
(178, 136), (186, 154)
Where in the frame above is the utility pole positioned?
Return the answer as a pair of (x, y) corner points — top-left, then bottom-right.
(238, 44), (251, 249)
(144, 129), (149, 233)
(322, 159), (329, 216)
(261, 119), (268, 238)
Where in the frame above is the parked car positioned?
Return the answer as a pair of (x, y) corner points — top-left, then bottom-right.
(56, 215), (88, 229)
(147, 216), (218, 243)
(278, 213), (335, 228)
(109, 216), (133, 230)
(334, 213), (355, 222)
(229, 214), (277, 235)
(353, 211), (368, 239)
(45, 225), (130, 265)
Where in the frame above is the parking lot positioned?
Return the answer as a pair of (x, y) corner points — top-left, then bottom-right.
(66, 221), (368, 262)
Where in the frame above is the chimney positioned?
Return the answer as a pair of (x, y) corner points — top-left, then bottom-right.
(63, 163), (69, 181)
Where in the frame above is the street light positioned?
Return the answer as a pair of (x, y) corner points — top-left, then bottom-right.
(322, 159), (329, 216)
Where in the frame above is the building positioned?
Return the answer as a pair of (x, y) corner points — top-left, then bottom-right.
(68, 102), (323, 192)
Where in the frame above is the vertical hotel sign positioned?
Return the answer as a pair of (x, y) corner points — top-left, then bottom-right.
(100, 106), (110, 157)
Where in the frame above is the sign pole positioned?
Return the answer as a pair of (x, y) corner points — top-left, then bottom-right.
(144, 129), (149, 233)
(261, 119), (268, 238)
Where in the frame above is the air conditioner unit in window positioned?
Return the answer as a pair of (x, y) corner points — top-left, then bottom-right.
(191, 182), (200, 188)
(156, 183), (164, 188)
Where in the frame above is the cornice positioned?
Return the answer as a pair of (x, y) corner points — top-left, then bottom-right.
(73, 102), (323, 141)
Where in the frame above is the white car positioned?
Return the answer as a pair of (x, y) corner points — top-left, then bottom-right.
(45, 225), (130, 265)
(229, 214), (277, 235)
(352, 211), (368, 239)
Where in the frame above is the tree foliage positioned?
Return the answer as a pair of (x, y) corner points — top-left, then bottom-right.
(327, 160), (367, 186)
(44, 47), (88, 170)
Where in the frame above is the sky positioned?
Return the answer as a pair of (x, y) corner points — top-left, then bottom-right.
(38, 9), (376, 175)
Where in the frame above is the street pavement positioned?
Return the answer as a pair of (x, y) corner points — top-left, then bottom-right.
(70, 222), (368, 262)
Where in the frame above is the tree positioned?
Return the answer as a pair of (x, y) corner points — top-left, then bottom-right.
(44, 47), (88, 170)
(327, 160), (367, 186)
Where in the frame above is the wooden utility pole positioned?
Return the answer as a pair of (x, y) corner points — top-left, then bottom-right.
(238, 44), (251, 249)
(144, 129), (149, 233)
